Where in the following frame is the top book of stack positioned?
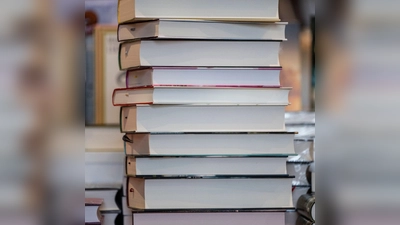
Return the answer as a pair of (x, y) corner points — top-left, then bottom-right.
(118, 0), (280, 24)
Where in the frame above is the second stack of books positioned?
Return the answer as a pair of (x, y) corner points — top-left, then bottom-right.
(114, 0), (295, 224)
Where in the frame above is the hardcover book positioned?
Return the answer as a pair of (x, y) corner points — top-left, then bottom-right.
(118, 20), (286, 41)
(123, 132), (295, 156)
(112, 86), (290, 106)
(126, 176), (294, 209)
(120, 105), (286, 133)
(130, 211), (286, 225)
(125, 156), (289, 176)
(125, 67), (282, 88)
(119, 40), (281, 69)
(118, 0), (280, 23)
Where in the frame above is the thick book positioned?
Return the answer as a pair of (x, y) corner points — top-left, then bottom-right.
(118, 20), (286, 41)
(126, 156), (288, 176)
(126, 176), (293, 209)
(85, 152), (125, 189)
(97, 212), (121, 225)
(119, 40), (281, 70)
(85, 198), (103, 225)
(118, 0), (280, 24)
(85, 126), (124, 151)
(130, 211), (285, 225)
(85, 189), (121, 212)
(112, 86), (290, 106)
(123, 132), (295, 156)
(120, 105), (286, 133)
(125, 67), (281, 88)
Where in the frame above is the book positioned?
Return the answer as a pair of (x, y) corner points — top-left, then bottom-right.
(119, 40), (281, 70)
(130, 211), (286, 225)
(85, 152), (125, 189)
(94, 25), (125, 125)
(102, 212), (121, 225)
(85, 198), (103, 225)
(123, 132), (295, 156)
(118, 20), (286, 41)
(120, 105), (286, 133)
(285, 210), (299, 225)
(126, 156), (288, 176)
(85, 189), (122, 212)
(123, 215), (132, 225)
(85, 126), (124, 151)
(117, 0), (280, 23)
(125, 67), (282, 88)
(127, 176), (294, 209)
(122, 196), (132, 216)
(112, 87), (290, 106)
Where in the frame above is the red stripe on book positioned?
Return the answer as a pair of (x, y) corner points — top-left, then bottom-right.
(151, 85), (281, 88)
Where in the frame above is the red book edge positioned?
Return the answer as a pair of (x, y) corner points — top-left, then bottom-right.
(85, 198), (103, 206)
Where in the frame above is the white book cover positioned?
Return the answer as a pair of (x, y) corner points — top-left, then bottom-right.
(113, 87), (290, 105)
(119, 40), (281, 69)
(85, 152), (125, 189)
(127, 177), (294, 209)
(118, 20), (286, 41)
(118, 0), (280, 23)
(126, 157), (288, 176)
(85, 126), (123, 151)
(120, 105), (286, 133)
(85, 189), (120, 212)
(133, 211), (285, 225)
(125, 67), (282, 88)
(124, 132), (295, 156)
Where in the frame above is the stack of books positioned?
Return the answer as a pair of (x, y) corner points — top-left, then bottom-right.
(114, 0), (296, 224)
(285, 112), (315, 224)
(85, 126), (126, 225)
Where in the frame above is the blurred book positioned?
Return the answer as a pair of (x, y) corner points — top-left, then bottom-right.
(85, 151), (125, 189)
(85, 127), (124, 189)
(85, 189), (122, 212)
(93, 25), (125, 125)
(85, 198), (103, 225)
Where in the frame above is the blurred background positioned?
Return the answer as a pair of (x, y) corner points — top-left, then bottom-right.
(3, 0), (400, 225)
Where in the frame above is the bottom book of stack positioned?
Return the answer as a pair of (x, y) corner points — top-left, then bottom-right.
(127, 210), (287, 225)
